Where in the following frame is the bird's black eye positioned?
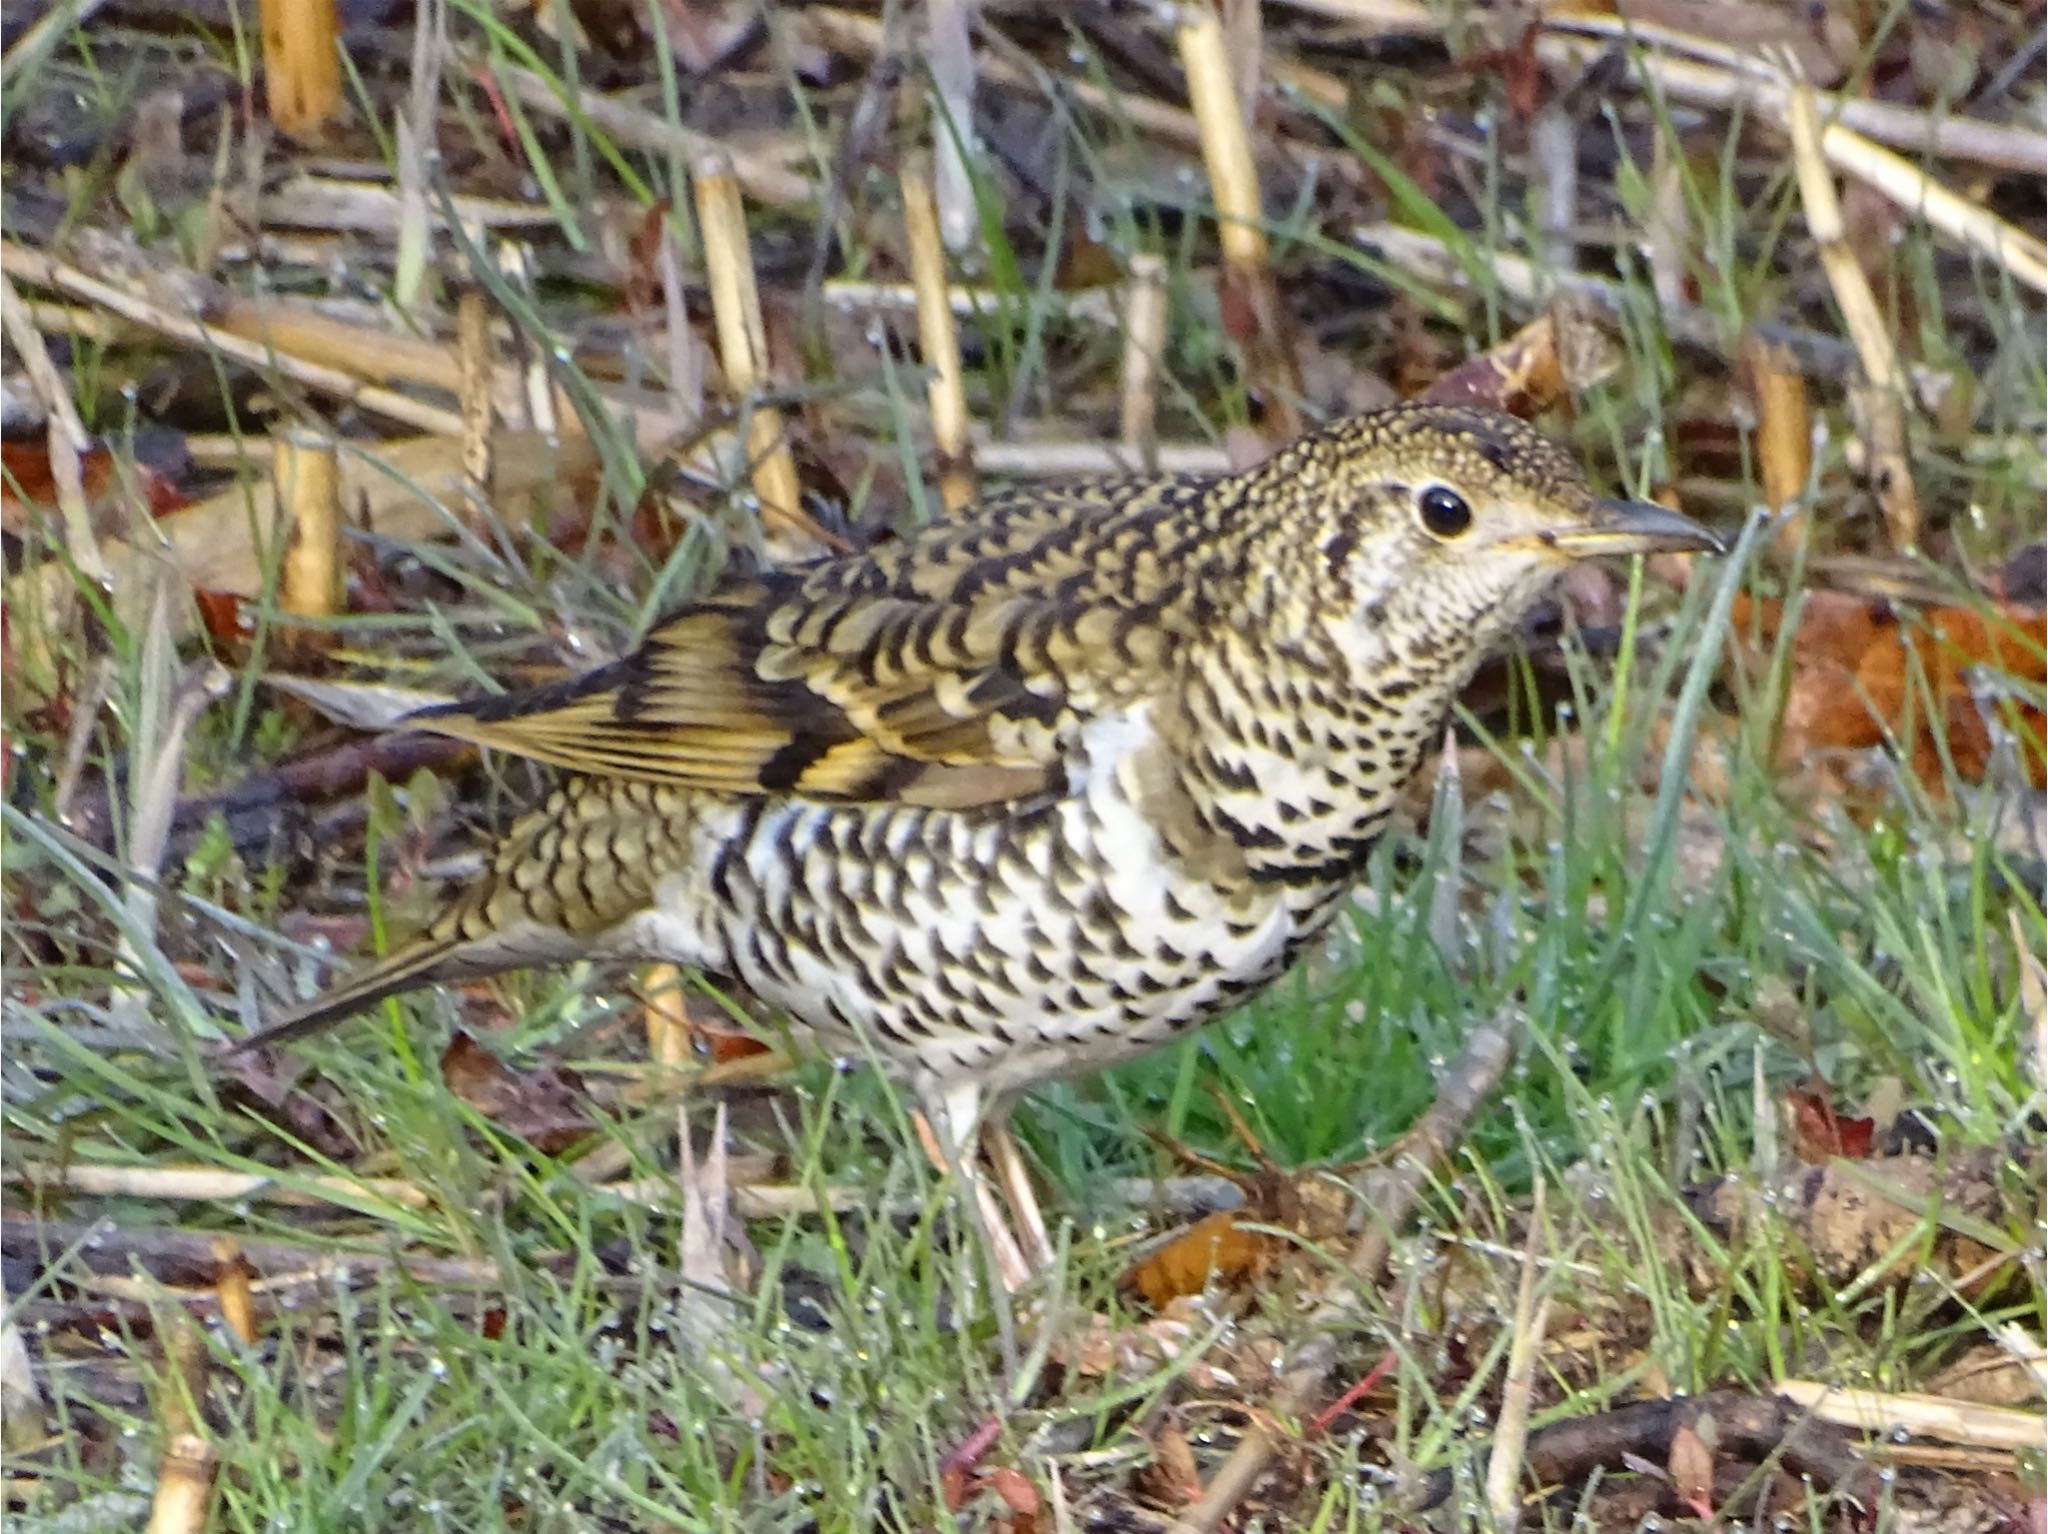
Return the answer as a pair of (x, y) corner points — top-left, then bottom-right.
(1417, 485), (1473, 539)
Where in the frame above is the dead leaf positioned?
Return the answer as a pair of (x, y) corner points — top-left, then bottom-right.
(1123, 1209), (1275, 1308)
(988, 1466), (1040, 1522)
(439, 1031), (598, 1154)
(1668, 1422), (1716, 1519)
(1143, 1419), (1203, 1508)
(0, 435), (189, 536)
(1786, 1087), (1877, 1163)
(1730, 589), (2047, 791)
(1421, 300), (1617, 421)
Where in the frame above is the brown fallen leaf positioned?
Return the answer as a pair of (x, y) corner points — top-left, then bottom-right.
(1668, 1421), (1717, 1520)
(439, 1031), (598, 1155)
(1421, 298), (1620, 421)
(1786, 1085), (1877, 1164)
(1730, 589), (2046, 791)
(0, 435), (189, 535)
(1123, 1208), (1276, 1309)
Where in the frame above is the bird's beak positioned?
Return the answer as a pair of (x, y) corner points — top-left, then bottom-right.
(1542, 499), (1726, 558)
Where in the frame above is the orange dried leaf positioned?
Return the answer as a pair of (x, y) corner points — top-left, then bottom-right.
(1730, 590), (2046, 790)
(987, 1466), (1040, 1518)
(1124, 1210), (1274, 1308)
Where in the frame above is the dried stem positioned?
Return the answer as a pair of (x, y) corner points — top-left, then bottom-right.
(1771, 1381), (2045, 1451)
(656, 218), (706, 424)
(1178, 6), (1268, 277)
(1483, 1176), (1553, 1529)
(390, 0), (447, 314)
(274, 430), (343, 631)
(210, 1238), (260, 1346)
(926, 0), (980, 253)
(1741, 333), (1814, 555)
(257, 0), (342, 138)
(974, 437), (1232, 477)
(1118, 254), (1169, 469)
(144, 1434), (217, 1534)
(1813, 118), (2048, 293)
(0, 269), (109, 586)
(1783, 60), (1921, 552)
(901, 153), (975, 511)
(455, 285), (495, 504)
(1, 241), (465, 435)
(1170, 1010), (1523, 1532)
(642, 963), (692, 1070)
(1176, 3), (1301, 436)
(693, 153), (814, 553)
(494, 62), (812, 207)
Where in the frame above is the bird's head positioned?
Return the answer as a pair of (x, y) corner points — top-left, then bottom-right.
(1238, 402), (1723, 674)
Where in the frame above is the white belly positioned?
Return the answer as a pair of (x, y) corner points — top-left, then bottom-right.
(614, 705), (1309, 1093)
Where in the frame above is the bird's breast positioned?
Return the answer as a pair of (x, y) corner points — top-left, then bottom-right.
(618, 703), (1341, 1088)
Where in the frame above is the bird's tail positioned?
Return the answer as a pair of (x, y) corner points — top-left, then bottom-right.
(222, 776), (691, 1061)
(221, 926), (476, 1058)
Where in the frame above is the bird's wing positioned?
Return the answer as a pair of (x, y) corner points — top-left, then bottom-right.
(407, 485), (1203, 809)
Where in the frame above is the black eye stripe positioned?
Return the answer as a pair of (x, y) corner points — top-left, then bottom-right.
(1418, 485), (1473, 538)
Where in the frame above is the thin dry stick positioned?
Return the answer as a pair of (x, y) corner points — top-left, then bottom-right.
(145, 1434), (216, 1534)
(812, 7), (1204, 155)
(218, 293), (467, 393)
(0, 1278), (45, 1452)
(1477, 11), (2047, 172)
(12, 1161), (435, 1212)
(257, 0), (342, 137)
(0, 269), (109, 585)
(1741, 333), (1814, 556)
(1176, 2), (1301, 437)
(1177, 7), (1267, 280)
(1, 242), (465, 436)
(119, 635), (233, 1007)
(1782, 61), (1920, 552)
(210, 1238), (259, 1345)
(693, 153), (814, 552)
(391, 0), (447, 313)
(1170, 1010), (1524, 1533)
(455, 286), (495, 502)
(974, 437), (1232, 477)
(656, 218), (706, 423)
(145, 1317), (216, 1534)
(1483, 1176), (1553, 1530)
(275, 430), (343, 630)
(1772, 1381), (2045, 1451)
(1813, 119), (2048, 294)
(262, 174), (560, 234)
(1644, 133), (1693, 314)
(642, 963), (692, 1072)
(901, 153), (975, 511)
(493, 62), (812, 207)
(494, 242), (552, 438)
(926, 0), (979, 252)
(823, 277), (1120, 328)
(1527, 91), (1580, 278)
(1118, 254), (1169, 470)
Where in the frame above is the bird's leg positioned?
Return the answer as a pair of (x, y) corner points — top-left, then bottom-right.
(981, 1108), (1056, 1274)
(913, 1082), (1032, 1297)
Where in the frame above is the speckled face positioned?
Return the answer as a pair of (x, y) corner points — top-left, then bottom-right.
(1243, 404), (1604, 678)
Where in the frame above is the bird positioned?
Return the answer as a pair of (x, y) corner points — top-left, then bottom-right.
(227, 402), (1721, 1281)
